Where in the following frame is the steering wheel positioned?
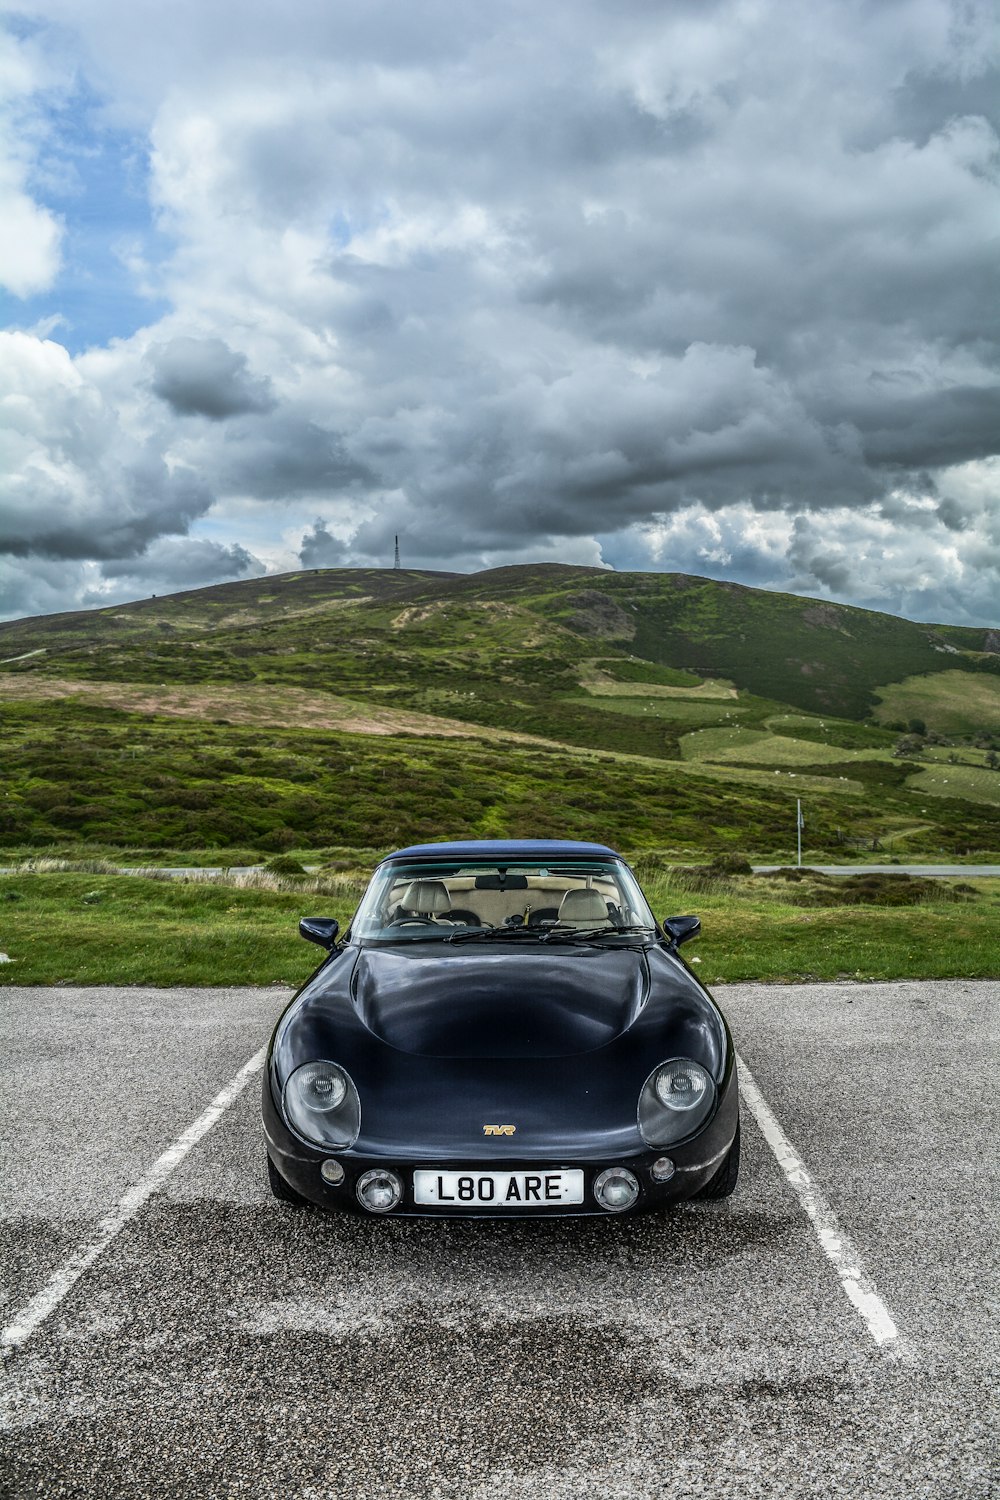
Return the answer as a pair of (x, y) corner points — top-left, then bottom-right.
(386, 915), (439, 927)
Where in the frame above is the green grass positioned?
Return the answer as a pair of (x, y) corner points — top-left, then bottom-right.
(683, 902), (1000, 983)
(687, 733), (891, 767)
(873, 670), (1000, 735)
(591, 658), (704, 688)
(679, 727), (772, 760)
(565, 694), (745, 725)
(907, 763), (1000, 807)
(765, 715), (900, 750)
(4, 562), (998, 730)
(638, 869), (1000, 982)
(672, 763), (868, 797)
(2, 697), (884, 858)
(6, 692), (1000, 859)
(2, 562), (999, 866)
(0, 872), (362, 985)
(2, 870), (997, 985)
(678, 715), (1000, 813)
(0, 844), (375, 868)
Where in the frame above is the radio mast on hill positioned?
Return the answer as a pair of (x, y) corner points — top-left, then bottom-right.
(394, 535), (400, 570)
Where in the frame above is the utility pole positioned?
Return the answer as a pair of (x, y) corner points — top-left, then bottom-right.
(393, 535), (400, 570)
(796, 798), (803, 867)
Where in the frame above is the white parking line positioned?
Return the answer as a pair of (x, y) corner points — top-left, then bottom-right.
(1, 1047), (267, 1357)
(2, 1042), (903, 1359)
(737, 1053), (903, 1351)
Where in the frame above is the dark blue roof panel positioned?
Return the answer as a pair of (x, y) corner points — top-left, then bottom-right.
(385, 839), (620, 862)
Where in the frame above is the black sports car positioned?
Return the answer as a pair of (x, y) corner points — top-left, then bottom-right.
(262, 839), (740, 1217)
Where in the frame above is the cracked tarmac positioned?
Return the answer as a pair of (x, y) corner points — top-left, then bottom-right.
(1, 981), (997, 1499)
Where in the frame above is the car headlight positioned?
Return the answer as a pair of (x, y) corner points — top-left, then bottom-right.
(282, 1061), (361, 1148)
(638, 1059), (715, 1146)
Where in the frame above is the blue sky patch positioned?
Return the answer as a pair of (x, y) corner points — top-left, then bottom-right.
(1, 84), (172, 352)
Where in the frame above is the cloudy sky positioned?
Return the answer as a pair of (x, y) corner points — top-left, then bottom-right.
(1, 0), (998, 624)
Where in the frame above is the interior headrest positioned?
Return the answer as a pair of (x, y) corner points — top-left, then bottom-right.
(557, 888), (610, 924)
(400, 879), (452, 914)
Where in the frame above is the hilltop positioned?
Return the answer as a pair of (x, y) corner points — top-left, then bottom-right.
(3, 563), (998, 722)
(2, 565), (999, 858)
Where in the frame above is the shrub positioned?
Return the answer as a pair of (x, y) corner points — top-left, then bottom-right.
(709, 853), (753, 875)
(759, 870), (966, 907)
(265, 855), (308, 876)
(259, 825), (298, 852)
(834, 873), (954, 906)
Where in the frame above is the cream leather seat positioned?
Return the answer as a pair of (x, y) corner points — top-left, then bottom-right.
(399, 880), (452, 919)
(557, 888), (611, 927)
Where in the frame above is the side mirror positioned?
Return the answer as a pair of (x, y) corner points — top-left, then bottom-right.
(662, 914), (701, 947)
(299, 916), (340, 950)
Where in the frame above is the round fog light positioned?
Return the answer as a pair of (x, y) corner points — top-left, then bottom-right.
(651, 1156), (675, 1183)
(320, 1158), (345, 1186)
(593, 1167), (639, 1213)
(356, 1168), (403, 1214)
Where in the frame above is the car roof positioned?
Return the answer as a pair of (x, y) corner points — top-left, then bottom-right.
(384, 839), (621, 862)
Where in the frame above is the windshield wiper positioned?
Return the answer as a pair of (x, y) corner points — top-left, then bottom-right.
(445, 925), (542, 943)
(445, 923), (656, 945)
(442, 923), (656, 945)
(541, 925), (654, 944)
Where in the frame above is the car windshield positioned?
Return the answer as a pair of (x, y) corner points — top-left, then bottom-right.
(350, 858), (657, 944)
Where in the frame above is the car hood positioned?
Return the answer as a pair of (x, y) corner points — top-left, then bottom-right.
(350, 943), (649, 1058)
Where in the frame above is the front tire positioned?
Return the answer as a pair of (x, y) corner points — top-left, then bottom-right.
(267, 1154), (310, 1206)
(693, 1119), (741, 1200)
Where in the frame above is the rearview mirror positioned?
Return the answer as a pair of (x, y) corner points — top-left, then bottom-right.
(299, 916), (340, 950)
(662, 914), (701, 947)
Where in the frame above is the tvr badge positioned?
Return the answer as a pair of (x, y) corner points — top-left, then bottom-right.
(483, 1124), (516, 1136)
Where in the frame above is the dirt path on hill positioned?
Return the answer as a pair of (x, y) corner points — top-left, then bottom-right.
(0, 675), (551, 745)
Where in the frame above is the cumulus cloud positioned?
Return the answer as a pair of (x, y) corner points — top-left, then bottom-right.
(98, 535), (264, 587)
(0, 539), (264, 621)
(0, 30), (64, 297)
(298, 519), (343, 569)
(600, 473), (1000, 626)
(0, 0), (998, 622)
(0, 331), (212, 560)
(148, 337), (275, 419)
(0, 554), (94, 623)
(214, 415), (372, 499)
(0, 158), (62, 298)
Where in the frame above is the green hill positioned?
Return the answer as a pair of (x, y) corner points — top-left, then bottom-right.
(3, 563), (997, 721)
(2, 564), (999, 859)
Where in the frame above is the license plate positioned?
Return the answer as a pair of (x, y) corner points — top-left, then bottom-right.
(413, 1168), (584, 1208)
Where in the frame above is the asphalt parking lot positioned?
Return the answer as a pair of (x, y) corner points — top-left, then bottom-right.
(1, 981), (997, 1499)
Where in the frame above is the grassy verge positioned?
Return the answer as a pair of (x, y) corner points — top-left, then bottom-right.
(0, 872), (364, 986)
(1, 870), (997, 986)
(640, 868), (1000, 982)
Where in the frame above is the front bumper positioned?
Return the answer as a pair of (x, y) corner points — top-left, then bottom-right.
(262, 1064), (740, 1217)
